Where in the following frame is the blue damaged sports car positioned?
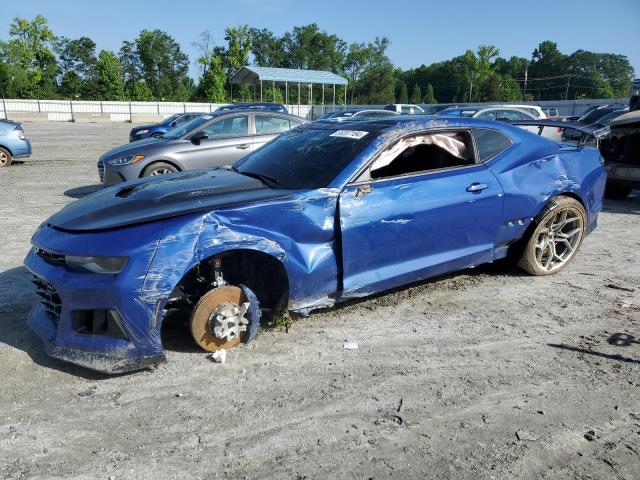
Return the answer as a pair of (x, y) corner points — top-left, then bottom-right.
(24, 116), (606, 373)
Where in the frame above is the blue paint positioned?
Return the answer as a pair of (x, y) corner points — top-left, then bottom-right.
(24, 117), (606, 373)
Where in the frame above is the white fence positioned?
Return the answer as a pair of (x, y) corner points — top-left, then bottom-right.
(0, 97), (630, 123)
(0, 99), (314, 122)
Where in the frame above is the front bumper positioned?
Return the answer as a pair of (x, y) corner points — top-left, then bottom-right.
(99, 160), (143, 186)
(24, 223), (166, 373)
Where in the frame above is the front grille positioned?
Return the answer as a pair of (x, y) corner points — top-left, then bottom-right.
(35, 247), (65, 266)
(33, 276), (62, 324)
(98, 159), (105, 182)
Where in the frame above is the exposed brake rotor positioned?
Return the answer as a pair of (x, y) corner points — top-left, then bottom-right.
(190, 285), (248, 352)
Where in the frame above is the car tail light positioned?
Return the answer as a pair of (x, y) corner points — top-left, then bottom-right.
(14, 126), (25, 140)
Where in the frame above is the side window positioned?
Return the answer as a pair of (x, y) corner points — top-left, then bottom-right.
(477, 110), (497, 120)
(474, 128), (512, 162)
(369, 131), (475, 180)
(202, 115), (248, 138)
(497, 110), (524, 121)
(401, 106), (412, 114)
(255, 115), (290, 135)
(174, 115), (190, 125)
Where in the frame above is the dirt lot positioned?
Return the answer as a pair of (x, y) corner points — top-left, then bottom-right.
(0, 123), (639, 480)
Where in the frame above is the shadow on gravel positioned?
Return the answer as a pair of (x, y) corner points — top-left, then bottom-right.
(0, 266), (129, 380)
(602, 192), (640, 215)
(608, 333), (639, 347)
(64, 184), (103, 199)
(548, 343), (640, 364)
(160, 310), (202, 353)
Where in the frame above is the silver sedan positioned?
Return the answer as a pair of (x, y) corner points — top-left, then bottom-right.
(99, 111), (307, 185)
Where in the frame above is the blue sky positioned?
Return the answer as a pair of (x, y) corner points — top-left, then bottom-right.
(2, 0), (639, 78)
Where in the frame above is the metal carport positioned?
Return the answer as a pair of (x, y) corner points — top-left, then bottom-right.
(229, 66), (348, 115)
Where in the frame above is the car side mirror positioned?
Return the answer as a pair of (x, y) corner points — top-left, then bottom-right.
(191, 131), (208, 144)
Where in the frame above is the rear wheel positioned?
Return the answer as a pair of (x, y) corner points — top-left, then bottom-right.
(518, 196), (586, 276)
(142, 161), (178, 177)
(0, 147), (12, 167)
(604, 180), (632, 200)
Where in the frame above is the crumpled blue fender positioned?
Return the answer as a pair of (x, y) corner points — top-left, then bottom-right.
(141, 188), (343, 323)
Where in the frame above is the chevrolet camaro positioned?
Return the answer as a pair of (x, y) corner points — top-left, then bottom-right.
(24, 116), (606, 373)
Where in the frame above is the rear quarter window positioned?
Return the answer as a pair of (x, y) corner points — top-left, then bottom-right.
(474, 128), (512, 161)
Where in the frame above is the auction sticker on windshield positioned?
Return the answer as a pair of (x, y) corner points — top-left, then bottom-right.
(330, 130), (369, 139)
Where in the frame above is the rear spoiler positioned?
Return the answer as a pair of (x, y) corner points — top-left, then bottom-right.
(510, 120), (603, 147)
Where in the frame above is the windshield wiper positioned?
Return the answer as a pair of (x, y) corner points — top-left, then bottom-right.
(236, 169), (279, 188)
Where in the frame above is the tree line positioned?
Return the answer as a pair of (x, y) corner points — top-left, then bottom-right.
(0, 15), (634, 105)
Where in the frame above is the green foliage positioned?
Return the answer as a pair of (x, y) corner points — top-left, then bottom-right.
(132, 29), (192, 100)
(357, 38), (395, 104)
(397, 81), (408, 103)
(410, 83), (421, 103)
(281, 23), (346, 71)
(131, 81), (154, 101)
(425, 83), (436, 104)
(0, 14), (57, 97)
(267, 313), (292, 332)
(0, 15), (634, 105)
(94, 50), (125, 100)
(200, 56), (227, 103)
(224, 25), (252, 75)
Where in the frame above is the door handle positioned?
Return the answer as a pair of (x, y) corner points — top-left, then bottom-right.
(466, 182), (488, 193)
(236, 144), (250, 150)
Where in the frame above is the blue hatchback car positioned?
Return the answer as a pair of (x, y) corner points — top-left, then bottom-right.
(129, 112), (209, 142)
(0, 119), (32, 167)
(25, 116), (605, 373)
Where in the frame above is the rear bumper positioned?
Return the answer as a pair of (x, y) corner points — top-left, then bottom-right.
(605, 163), (640, 183)
(12, 140), (32, 158)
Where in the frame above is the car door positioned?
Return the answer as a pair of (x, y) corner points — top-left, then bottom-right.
(186, 114), (252, 169)
(338, 129), (504, 296)
(251, 114), (296, 150)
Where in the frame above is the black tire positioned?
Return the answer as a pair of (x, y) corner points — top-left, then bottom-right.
(0, 147), (13, 167)
(604, 180), (632, 200)
(518, 196), (587, 276)
(142, 161), (179, 177)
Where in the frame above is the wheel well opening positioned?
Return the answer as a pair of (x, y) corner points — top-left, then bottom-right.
(556, 192), (586, 213)
(505, 193), (586, 263)
(0, 144), (13, 156)
(139, 160), (181, 177)
(162, 249), (289, 328)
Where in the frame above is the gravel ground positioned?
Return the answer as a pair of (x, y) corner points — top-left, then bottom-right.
(0, 123), (639, 480)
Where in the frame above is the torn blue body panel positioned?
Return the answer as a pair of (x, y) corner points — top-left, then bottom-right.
(24, 116), (606, 373)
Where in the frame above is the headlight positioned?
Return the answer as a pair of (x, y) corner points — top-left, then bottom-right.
(136, 129), (149, 135)
(65, 255), (128, 274)
(108, 154), (145, 166)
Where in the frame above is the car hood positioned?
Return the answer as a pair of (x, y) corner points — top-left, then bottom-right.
(47, 169), (292, 232)
(100, 137), (169, 160)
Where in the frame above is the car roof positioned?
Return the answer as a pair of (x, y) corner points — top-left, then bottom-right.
(312, 114), (513, 135)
